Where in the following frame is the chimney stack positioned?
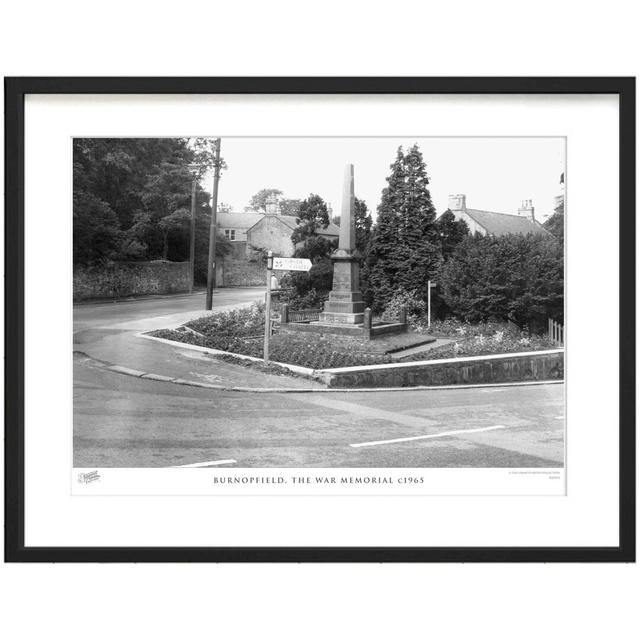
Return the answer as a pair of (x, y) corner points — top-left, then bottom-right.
(447, 194), (466, 212)
(265, 193), (280, 215)
(518, 199), (535, 221)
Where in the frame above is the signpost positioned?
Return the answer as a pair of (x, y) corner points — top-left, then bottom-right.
(272, 257), (312, 272)
(428, 280), (436, 328)
(263, 254), (313, 364)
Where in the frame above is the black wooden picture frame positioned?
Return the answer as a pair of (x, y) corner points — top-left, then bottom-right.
(4, 77), (636, 562)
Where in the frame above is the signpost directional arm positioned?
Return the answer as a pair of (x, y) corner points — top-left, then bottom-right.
(272, 257), (312, 272)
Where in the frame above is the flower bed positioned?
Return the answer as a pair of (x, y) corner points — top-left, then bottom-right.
(149, 304), (556, 370)
(149, 302), (394, 369)
(401, 318), (555, 362)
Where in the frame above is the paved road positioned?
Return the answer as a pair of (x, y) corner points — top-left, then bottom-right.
(74, 359), (564, 468)
(74, 287), (264, 332)
(73, 287), (322, 390)
(73, 289), (565, 468)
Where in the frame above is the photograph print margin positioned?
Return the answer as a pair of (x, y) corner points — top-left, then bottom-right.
(4, 76), (636, 562)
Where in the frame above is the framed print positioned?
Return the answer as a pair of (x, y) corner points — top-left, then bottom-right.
(4, 77), (635, 562)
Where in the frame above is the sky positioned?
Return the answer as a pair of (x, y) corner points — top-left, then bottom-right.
(199, 137), (565, 222)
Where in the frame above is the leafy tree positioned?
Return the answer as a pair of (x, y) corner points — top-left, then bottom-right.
(291, 193), (330, 245)
(73, 138), (194, 231)
(439, 233), (563, 331)
(72, 189), (121, 264)
(294, 235), (337, 261)
(354, 197), (373, 255)
(434, 209), (469, 260)
(283, 202), (337, 308)
(73, 137), (227, 273)
(137, 161), (196, 259)
(160, 208), (231, 282)
(545, 173), (565, 243)
(543, 210), (564, 244)
(363, 144), (442, 310)
(279, 198), (302, 217)
(247, 188), (283, 212)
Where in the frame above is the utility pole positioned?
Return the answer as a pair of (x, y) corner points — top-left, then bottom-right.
(189, 174), (196, 293)
(206, 137), (221, 310)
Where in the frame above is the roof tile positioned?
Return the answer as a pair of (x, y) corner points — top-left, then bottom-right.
(465, 208), (549, 237)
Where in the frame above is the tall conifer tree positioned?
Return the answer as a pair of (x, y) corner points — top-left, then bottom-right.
(364, 144), (442, 310)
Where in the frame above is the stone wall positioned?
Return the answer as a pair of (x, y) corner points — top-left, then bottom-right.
(316, 350), (564, 389)
(220, 257), (264, 287)
(74, 261), (190, 301)
(227, 241), (249, 259)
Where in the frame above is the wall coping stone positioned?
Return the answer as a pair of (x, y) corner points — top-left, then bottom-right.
(319, 348), (564, 374)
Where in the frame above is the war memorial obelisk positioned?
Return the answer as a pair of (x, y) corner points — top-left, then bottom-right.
(280, 164), (407, 341)
(318, 164), (366, 325)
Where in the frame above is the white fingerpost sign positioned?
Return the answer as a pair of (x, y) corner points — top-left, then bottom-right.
(272, 257), (312, 272)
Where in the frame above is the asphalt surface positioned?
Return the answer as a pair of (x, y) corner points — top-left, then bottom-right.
(74, 357), (564, 468)
(74, 287), (324, 389)
(73, 289), (565, 468)
(73, 287), (264, 332)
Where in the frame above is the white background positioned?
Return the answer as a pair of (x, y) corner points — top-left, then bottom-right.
(1, 1), (638, 639)
(25, 94), (608, 547)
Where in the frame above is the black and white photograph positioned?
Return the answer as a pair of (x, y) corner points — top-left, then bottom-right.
(72, 135), (566, 482)
(2, 3), (638, 637)
(6, 77), (632, 563)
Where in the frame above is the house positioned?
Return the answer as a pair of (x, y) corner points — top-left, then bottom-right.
(246, 214), (340, 257)
(446, 194), (549, 237)
(216, 211), (264, 242)
(215, 197), (340, 286)
(217, 195), (340, 254)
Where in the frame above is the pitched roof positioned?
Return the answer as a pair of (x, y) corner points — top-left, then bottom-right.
(216, 211), (264, 230)
(246, 214), (340, 237)
(465, 208), (549, 237)
(275, 215), (299, 231)
(272, 215), (339, 237)
(317, 221), (340, 237)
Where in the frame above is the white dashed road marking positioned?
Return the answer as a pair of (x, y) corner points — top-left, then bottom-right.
(173, 459), (237, 468)
(350, 425), (508, 448)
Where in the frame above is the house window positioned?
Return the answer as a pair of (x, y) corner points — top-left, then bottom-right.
(224, 229), (236, 241)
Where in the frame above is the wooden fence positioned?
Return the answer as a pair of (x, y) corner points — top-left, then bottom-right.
(548, 318), (564, 346)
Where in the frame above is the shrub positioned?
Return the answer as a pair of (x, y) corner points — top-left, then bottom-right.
(278, 256), (334, 310)
(402, 322), (555, 362)
(420, 317), (516, 337)
(439, 233), (563, 332)
(382, 289), (427, 324)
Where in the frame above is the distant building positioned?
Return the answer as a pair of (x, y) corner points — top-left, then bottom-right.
(246, 215), (339, 257)
(446, 194), (549, 237)
(216, 211), (264, 242)
(217, 196), (340, 254)
(215, 203), (340, 286)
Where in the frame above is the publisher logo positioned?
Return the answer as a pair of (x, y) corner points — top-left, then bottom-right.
(78, 470), (101, 484)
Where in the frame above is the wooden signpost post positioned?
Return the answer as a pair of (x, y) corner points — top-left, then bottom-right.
(263, 253), (312, 364)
